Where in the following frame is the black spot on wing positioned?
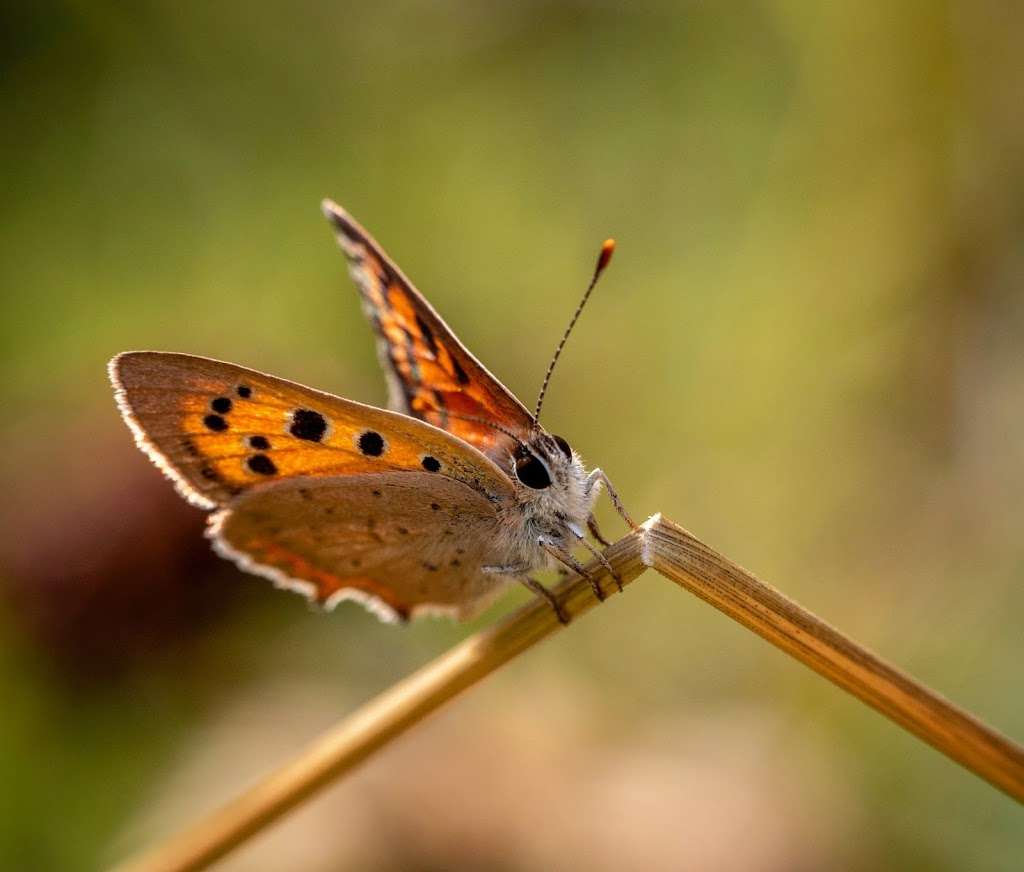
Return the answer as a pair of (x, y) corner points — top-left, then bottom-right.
(358, 431), (385, 456)
(211, 397), (232, 414)
(236, 385), (252, 398)
(247, 454), (277, 476)
(204, 414), (228, 432)
(421, 456), (441, 473)
(248, 435), (270, 450)
(290, 409), (327, 442)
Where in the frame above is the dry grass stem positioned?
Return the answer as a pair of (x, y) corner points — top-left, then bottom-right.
(643, 514), (1024, 801)
(112, 528), (648, 872)
(111, 514), (1023, 872)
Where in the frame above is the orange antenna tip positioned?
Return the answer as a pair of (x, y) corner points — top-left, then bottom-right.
(533, 234), (618, 423)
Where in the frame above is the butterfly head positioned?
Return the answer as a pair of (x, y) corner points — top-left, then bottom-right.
(510, 430), (593, 529)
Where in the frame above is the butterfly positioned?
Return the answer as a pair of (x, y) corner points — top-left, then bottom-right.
(109, 200), (634, 624)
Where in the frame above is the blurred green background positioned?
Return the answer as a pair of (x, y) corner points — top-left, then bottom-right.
(3, 2), (1023, 869)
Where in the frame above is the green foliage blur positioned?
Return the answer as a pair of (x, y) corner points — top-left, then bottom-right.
(2, 3), (1023, 869)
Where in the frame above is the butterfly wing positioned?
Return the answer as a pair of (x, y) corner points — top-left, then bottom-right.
(109, 351), (515, 511)
(322, 200), (535, 461)
(212, 472), (510, 622)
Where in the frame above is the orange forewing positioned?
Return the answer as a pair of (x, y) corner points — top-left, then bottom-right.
(322, 200), (535, 460)
(110, 351), (514, 510)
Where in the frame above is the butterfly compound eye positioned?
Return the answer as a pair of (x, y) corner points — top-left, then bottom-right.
(553, 435), (572, 459)
(514, 453), (552, 489)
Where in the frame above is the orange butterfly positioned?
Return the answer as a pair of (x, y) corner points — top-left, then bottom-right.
(109, 201), (634, 623)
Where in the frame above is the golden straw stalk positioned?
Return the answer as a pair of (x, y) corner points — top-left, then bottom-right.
(113, 527), (648, 872)
(641, 514), (1024, 801)
(112, 515), (1023, 872)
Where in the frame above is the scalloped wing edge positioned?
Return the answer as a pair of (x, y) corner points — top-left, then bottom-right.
(108, 353), (219, 510)
(205, 508), (505, 624)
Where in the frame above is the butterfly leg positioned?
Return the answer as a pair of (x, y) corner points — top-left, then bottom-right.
(519, 575), (570, 625)
(569, 526), (624, 592)
(586, 513), (611, 547)
(540, 538), (606, 603)
(585, 468), (637, 529)
(482, 564), (568, 624)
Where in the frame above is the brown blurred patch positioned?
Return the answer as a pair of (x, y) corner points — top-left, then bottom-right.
(0, 422), (248, 687)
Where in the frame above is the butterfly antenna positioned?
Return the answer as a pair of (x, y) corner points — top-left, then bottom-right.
(533, 238), (616, 424)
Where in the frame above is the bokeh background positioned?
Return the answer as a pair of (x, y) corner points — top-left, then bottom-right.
(3, 3), (1023, 869)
